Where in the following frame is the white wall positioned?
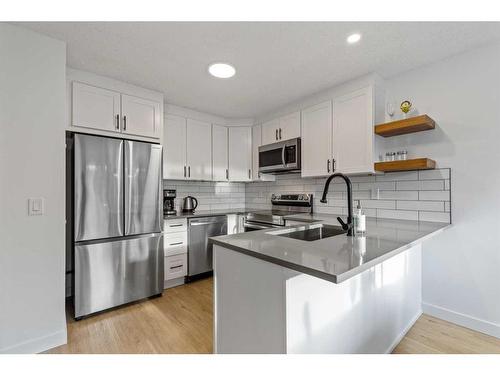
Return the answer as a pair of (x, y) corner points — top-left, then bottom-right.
(384, 43), (500, 337)
(0, 24), (67, 352)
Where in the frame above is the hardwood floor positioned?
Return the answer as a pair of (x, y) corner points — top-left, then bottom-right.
(47, 277), (500, 354)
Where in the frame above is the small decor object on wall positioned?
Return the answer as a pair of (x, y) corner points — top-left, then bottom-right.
(386, 102), (395, 117)
(400, 100), (412, 118)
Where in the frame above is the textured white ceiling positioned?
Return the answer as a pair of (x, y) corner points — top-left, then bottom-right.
(17, 22), (500, 118)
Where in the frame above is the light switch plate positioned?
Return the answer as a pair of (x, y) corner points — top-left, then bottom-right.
(28, 198), (44, 216)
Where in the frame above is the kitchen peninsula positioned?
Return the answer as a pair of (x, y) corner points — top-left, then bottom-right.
(211, 215), (449, 354)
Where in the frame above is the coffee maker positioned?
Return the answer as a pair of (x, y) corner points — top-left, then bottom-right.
(163, 189), (177, 216)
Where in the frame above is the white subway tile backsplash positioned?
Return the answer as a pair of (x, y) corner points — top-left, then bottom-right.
(166, 168), (451, 224)
(396, 180), (444, 191)
(379, 190), (419, 200)
(419, 211), (451, 223)
(397, 200), (444, 212)
(377, 209), (418, 221)
(419, 169), (450, 180)
(419, 190), (450, 201)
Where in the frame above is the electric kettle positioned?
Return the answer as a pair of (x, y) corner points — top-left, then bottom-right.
(182, 196), (198, 213)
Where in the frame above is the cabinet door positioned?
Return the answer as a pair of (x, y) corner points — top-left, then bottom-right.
(279, 111), (301, 141)
(333, 87), (374, 174)
(186, 119), (212, 180)
(261, 118), (280, 145)
(163, 114), (187, 180)
(72, 81), (121, 132)
(252, 125), (275, 182)
(228, 127), (252, 181)
(301, 101), (333, 178)
(121, 94), (161, 138)
(212, 124), (229, 181)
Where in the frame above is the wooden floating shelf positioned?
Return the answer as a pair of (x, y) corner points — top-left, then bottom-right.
(375, 114), (435, 137)
(374, 158), (436, 173)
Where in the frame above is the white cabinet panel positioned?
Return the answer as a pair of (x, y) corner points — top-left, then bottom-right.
(72, 82), (120, 132)
(164, 114), (187, 179)
(262, 118), (280, 145)
(301, 101), (333, 178)
(279, 111), (301, 141)
(165, 253), (188, 281)
(252, 125), (275, 181)
(228, 127), (252, 181)
(121, 94), (161, 138)
(333, 87), (374, 174)
(212, 124), (229, 181)
(186, 119), (212, 180)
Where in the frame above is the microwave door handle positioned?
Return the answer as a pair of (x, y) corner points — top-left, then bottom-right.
(282, 145), (286, 167)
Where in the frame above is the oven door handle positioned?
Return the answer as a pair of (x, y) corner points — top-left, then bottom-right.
(281, 145), (286, 167)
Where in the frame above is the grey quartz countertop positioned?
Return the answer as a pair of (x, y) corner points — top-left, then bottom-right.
(210, 213), (450, 284)
(164, 209), (253, 220)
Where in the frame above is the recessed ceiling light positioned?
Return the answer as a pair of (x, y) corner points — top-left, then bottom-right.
(208, 63), (236, 79)
(347, 33), (361, 44)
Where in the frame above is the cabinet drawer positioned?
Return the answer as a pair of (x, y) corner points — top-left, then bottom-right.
(165, 253), (187, 281)
(164, 218), (187, 233)
(164, 231), (188, 256)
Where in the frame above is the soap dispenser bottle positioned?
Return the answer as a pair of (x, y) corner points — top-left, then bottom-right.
(353, 200), (366, 236)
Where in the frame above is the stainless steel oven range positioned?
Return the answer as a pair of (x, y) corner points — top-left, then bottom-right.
(243, 193), (313, 231)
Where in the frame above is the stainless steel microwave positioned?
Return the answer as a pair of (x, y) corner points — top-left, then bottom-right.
(258, 137), (301, 174)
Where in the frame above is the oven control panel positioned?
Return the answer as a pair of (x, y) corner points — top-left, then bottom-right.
(271, 193), (313, 206)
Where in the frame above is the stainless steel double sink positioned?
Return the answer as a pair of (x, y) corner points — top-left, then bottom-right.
(270, 223), (346, 241)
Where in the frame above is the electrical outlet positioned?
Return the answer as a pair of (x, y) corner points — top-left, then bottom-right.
(371, 187), (380, 200)
(28, 198), (44, 216)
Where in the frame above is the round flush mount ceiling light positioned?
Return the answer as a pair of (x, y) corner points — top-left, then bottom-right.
(347, 33), (362, 44)
(208, 63), (236, 78)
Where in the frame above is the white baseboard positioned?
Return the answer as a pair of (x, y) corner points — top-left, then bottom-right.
(422, 302), (500, 339)
(385, 309), (422, 354)
(0, 329), (67, 354)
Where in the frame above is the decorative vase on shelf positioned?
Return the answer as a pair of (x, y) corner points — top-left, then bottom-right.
(400, 100), (412, 119)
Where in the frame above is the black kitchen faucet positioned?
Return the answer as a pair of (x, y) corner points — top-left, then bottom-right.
(320, 173), (354, 236)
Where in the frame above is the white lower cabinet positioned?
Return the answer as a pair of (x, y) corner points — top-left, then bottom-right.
(164, 219), (188, 289)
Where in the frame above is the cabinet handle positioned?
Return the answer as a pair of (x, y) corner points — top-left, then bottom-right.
(248, 169), (251, 179)
(123, 115), (127, 131)
(279, 128), (282, 140)
(188, 166), (191, 178)
(115, 114), (120, 130)
(327, 159), (331, 173)
(168, 242), (184, 246)
(169, 264), (183, 270)
(332, 159), (336, 172)
(226, 169), (229, 180)
(275, 129), (278, 141)
(169, 224), (183, 227)
(184, 166), (186, 178)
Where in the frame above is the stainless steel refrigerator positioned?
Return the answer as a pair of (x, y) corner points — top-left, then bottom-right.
(69, 133), (163, 319)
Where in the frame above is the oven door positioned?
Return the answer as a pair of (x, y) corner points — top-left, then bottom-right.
(259, 138), (300, 173)
(243, 221), (282, 232)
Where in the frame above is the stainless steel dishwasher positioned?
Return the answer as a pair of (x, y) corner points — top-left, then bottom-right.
(188, 216), (227, 279)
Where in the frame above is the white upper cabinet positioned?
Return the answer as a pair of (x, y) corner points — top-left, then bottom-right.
(186, 119), (212, 181)
(121, 94), (161, 138)
(301, 101), (333, 178)
(261, 111), (301, 145)
(71, 81), (162, 139)
(72, 82), (121, 132)
(279, 111), (301, 141)
(212, 124), (229, 181)
(164, 114), (187, 180)
(262, 118), (280, 145)
(333, 87), (374, 174)
(252, 125), (275, 182)
(228, 127), (252, 182)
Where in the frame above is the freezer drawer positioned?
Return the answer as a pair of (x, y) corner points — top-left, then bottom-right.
(75, 233), (164, 318)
